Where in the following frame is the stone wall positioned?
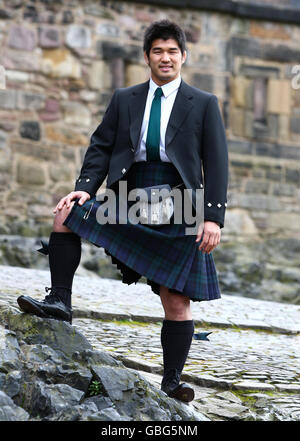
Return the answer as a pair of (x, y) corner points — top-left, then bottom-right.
(0, 0), (300, 240)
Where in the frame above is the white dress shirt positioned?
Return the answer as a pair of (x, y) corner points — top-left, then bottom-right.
(133, 75), (182, 163)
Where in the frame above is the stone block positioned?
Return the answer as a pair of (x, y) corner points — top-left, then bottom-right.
(41, 49), (81, 79)
(230, 107), (245, 137)
(17, 91), (45, 111)
(278, 114), (290, 141)
(267, 79), (291, 114)
(228, 140), (253, 155)
(290, 116), (300, 133)
(244, 110), (255, 138)
(0, 65), (5, 90)
(239, 63), (280, 79)
(0, 112), (16, 132)
(5, 70), (29, 83)
(262, 42), (300, 63)
(253, 114), (279, 141)
(49, 163), (75, 182)
(45, 126), (88, 146)
(19, 121), (41, 141)
(249, 22), (291, 40)
(39, 26), (62, 48)
(17, 158), (46, 185)
(272, 182), (296, 197)
(265, 168), (284, 181)
(96, 23), (121, 38)
(278, 143), (300, 160)
(65, 25), (91, 49)
(0, 90), (17, 109)
(7, 25), (37, 51)
(2, 49), (40, 72)
(244, 80), (254, 110)
(39, 98), (60, 122)
(229, 193), (281, 211)
(62, 10), (74, 24)
(36, 10), (55, 24)
(232, 76), (249, 108)
(0, 131), (11, 173)
(11, 139), (59, 161)
(0, 9), (14, 19)
(230, 36), (261, 60)
(192, 73), (214, 93)
(233, 381), (275, 391)
(267, 212), (300, 233)
(83, 4), (114, 19)
(125, 65), (147, 87)
(97, 41), (141, 63)
(0, 130), (7, 149)
(23, 4), (38, 22)
(88, 61), (111, 90)
(223, 208), (258, 235)
(62, 102), (91, 128)
(245, 180), (269, 194)
(285, 168), (300, 184)
(185, 25), (201, 44)
(45, 99), (60, 113)
(79, 90), (98, 102)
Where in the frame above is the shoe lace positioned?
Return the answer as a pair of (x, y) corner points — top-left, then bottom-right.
(43, 286), (66, 304)
(162, 368), (181, 389)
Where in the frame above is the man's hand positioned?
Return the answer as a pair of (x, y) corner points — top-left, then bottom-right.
(53, 191), (91, 214)
(195, 221), (221, 254)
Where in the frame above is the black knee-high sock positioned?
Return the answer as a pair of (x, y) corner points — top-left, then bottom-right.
(161, 319), (194, 378)
(48, 232), (81, 307)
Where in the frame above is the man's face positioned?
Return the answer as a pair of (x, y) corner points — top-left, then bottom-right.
(144, 38), (186, 85)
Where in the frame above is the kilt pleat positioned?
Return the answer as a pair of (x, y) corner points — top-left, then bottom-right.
(63, 161), (221, 302)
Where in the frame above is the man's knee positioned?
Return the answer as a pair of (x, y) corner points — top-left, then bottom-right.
(160, 286), (190, 319)
(53, 201), (75, 233)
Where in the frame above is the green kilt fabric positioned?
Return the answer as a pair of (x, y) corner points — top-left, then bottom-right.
(63, 161), (221, 302)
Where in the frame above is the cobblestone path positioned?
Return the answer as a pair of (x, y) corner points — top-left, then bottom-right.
(1, 265), (300, 421)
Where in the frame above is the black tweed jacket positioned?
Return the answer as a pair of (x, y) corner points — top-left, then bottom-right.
(74, 79), (229, 228)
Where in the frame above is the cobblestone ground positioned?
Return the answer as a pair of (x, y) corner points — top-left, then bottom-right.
(1, 264), (300, 421)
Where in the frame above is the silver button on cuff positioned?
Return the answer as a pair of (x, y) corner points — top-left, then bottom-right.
(86, 178), (90, 182)
(122, 168), (126, 174)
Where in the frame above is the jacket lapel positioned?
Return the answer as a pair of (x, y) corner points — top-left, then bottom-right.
(165, 79), (194, 148)
(129, 80), (149, 151)
(128, 78), (194, 151)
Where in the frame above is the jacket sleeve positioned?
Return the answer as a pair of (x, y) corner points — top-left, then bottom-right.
(201, 95), (228, 229)
(74, 89), (119, 198)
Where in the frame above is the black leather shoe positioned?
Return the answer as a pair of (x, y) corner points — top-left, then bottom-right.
(161, 368), (195, 403)
(17, 286), (72, 324)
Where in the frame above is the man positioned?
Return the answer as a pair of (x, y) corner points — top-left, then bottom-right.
(17, 20), (228, 403)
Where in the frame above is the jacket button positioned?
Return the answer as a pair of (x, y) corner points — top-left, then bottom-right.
(86, 178), (90, 182)
(122, 168), (126, 174)
(130, 147), (134, 152)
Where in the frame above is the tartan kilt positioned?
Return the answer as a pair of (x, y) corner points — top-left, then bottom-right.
(63, 161), (221, 302)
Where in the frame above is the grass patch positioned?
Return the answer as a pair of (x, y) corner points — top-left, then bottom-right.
(98, 318), (156, 328)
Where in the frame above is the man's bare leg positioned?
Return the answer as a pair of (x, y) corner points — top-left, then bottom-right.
(160, 286), (192, 321)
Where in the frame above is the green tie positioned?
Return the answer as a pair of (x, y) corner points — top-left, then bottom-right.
(146, 87), (163, 161)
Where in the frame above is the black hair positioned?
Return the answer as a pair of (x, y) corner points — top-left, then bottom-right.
(143, 19), (186, 58)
